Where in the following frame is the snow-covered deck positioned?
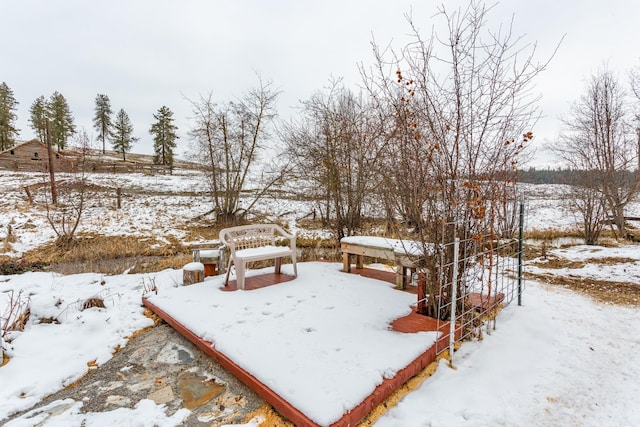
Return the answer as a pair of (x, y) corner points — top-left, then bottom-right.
(143, 262), (457, 426)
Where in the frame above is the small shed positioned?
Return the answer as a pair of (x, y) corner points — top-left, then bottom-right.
(0, 140), (76, 172)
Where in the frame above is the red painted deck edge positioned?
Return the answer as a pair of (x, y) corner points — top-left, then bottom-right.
(143, 295), (457, 427)
(331, 332), (451, 427)
(142, 297), (320, 427)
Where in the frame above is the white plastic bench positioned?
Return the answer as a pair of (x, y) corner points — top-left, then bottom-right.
(219, 224), (298, 289)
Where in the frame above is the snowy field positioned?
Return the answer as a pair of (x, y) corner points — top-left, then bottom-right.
(0, 170), (624, 258)
(1, 170), (640, 426)
(0, 170), (315, 257)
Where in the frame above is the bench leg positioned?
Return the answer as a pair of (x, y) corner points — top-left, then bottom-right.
(291, 252), (297, 276)
(275, 257), (282, 274)
(237, 260), (246, 290)
(356, 254), (364, 269)
(224, 259), (233, 286)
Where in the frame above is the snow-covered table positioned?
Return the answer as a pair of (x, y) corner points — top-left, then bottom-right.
(340, 236), (424, 288)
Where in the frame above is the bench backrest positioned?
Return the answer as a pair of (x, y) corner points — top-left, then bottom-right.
(219, 224), (294, 254)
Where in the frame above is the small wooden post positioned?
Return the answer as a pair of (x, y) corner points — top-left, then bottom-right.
(116, 187), (122, 209)
(183, 262), (205, 285)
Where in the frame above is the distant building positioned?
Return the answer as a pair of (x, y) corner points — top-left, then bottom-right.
(0, 140), (76, 172)
(0, 140), (185, 174)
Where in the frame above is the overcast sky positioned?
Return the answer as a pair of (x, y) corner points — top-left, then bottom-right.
(2, 0), (639, 167)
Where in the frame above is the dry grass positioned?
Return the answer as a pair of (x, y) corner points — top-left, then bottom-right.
(21, 234), (186, 265)
(82, 297), (106, 310)
(530, 255), (637, 270)
(524, 228), (582, 241)
(526, 271), (640, 306)
(524, 227), (630, 244)
(530, 257), (588, 269)
(241, 404), (294, 427)
(9, 233), (195, 275)
(129, 254), (193, 274)
(141, 307), (165, 328)
(179, 225), (224, 243)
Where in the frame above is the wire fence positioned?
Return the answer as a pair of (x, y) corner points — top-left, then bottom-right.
(431, 196), (526, 361)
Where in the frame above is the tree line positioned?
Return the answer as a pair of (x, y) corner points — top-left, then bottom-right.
(0, 85), (178, 166)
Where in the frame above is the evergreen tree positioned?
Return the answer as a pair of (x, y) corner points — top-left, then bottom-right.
(47, 91), (76, 151)
(29, 95), (48, 143)
(93, 94), (113, 154)
(0, 82), (20, 151)
(149, 105), (178, 167)
(110, 108), (138, 161)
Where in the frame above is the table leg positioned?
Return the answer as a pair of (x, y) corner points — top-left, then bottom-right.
(396, 265), (404, 289)
(343, 252), (351, 272)
(417, 272), (426, 314)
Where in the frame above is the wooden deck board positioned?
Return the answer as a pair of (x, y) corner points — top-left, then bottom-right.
(220, 272), (296, 292)
(144, 266), (464, 426)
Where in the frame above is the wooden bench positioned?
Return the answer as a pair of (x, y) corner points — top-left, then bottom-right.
(219, 224), (298, 290)
(340, 236), (424, 288)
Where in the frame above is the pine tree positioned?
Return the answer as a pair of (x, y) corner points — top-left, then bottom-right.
(47, 91), (76, 151)
(110, 108), (138, 161)
(29, 95), (48, 143)
(149, 105), (178, 167)
(0, 82), (20, 151)
(93, 94), (113, 154)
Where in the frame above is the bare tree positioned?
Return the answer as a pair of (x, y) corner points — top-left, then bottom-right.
(362, 2), (553, 318)
(556, 68), (640, 239)
(44, 129), (92, 245)
(189, 78), (288, 225)
(282, 79), (389, 239)
(571, 184), (607, 245)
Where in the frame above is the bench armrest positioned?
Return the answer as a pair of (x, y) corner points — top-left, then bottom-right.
(271, 224), (296, 250)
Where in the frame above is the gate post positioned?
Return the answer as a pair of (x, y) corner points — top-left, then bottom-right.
(517, 194), (525, 306)
(448, 237), (460, 367)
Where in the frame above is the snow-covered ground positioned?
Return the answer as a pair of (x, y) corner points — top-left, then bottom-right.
(0, 170), (318, 257)
(377, 278), (640, 426)
(1, 170), (640, 426)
